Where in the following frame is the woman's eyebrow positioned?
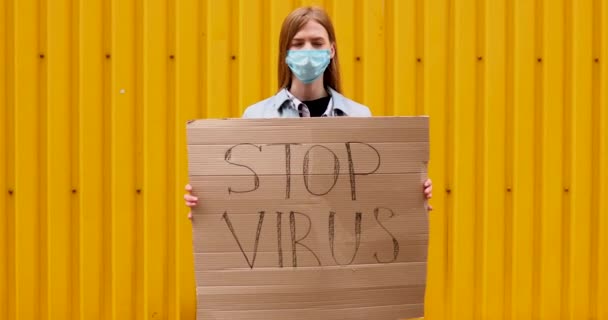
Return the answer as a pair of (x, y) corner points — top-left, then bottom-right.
(292, 36), (326, 42)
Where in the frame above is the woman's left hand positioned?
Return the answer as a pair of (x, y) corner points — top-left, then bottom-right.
(423, 178), (433, 211)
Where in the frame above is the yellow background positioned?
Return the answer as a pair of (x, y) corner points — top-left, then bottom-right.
(1, 0), (607, 319)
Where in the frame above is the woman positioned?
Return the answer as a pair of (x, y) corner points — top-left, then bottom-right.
(185, 6), (432, 215)
(242, 6), (370, 118)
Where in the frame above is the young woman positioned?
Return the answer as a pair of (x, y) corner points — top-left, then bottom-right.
(184, 6), (432, 216)
(242, 6), (370, 118)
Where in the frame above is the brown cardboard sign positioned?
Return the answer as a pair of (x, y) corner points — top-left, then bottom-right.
(187, 117), (429, 320)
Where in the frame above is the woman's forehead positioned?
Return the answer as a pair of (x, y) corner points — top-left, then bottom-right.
(292, 20), (329, 40)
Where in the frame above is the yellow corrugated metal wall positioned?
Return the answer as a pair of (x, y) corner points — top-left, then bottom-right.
(1, 0), (607, 319)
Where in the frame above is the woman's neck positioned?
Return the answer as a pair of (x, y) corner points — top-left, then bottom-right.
(289, 78), (328, 101)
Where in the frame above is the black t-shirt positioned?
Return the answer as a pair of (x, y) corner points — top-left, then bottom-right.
(303, 95), (331, 117)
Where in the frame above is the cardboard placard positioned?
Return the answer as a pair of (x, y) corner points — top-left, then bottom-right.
(187, 117), (429, 320)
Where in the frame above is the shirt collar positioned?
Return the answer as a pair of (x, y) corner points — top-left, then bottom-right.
(273, 87), (350, 116)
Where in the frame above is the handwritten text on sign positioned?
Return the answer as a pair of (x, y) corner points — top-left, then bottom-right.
(220, 142), (402, 268)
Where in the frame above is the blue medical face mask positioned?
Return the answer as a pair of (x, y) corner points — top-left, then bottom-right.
(285, 49), (331, 84)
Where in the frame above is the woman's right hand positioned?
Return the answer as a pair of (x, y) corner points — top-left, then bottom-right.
(184, 184), (198, 220)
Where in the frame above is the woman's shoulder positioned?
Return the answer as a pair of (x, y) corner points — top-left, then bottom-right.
(329, 89), (372, 117)
(242, 96), (276, 118)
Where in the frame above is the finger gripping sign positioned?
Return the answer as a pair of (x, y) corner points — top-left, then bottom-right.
(187, 117), (429, 320)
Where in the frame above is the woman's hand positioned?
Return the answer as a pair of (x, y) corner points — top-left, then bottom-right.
(184, 184), (198, 220)
(423, 178), (433, 211)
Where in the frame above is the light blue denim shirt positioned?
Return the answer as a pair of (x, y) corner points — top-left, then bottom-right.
(242, 87), (371, 118)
